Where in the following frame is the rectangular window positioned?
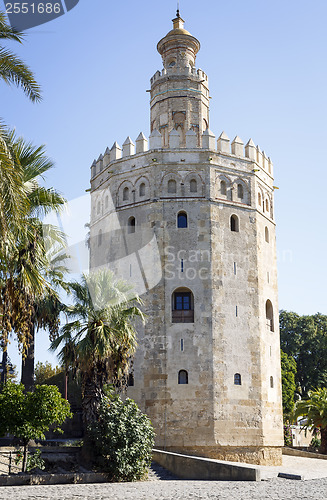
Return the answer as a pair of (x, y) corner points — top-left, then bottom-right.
(181, 259), (184, 272)
(175, 292), (191, 310)
(181, 339), (184, 351)
(234, 262), (237, 275)
(267, 271), (270, 283)
(236, 305), (238, 317)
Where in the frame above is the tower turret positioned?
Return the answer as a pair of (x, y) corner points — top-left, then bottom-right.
(150, 12), (210, 147)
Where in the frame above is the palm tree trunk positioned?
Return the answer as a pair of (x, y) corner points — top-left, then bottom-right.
(21, 326), (35, 392)
(81, 375), (103, 464)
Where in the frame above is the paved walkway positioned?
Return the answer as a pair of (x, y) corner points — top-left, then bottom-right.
(0, 456), (327, 499)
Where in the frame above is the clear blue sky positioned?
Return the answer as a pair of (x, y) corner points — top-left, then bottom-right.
(2, 0), (327, 371)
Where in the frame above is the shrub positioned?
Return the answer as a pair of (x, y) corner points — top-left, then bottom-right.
(89, 396), (155, 481)
(284, 423), (293, 447)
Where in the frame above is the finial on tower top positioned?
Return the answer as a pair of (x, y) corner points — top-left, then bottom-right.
(172, 3), (185, 30)
(176, 1), (180, 18)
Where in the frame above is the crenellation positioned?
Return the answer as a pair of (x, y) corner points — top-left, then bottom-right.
(103, 147), (111, 167)
(169, 128), (181, 148)
(231, 136), (244, 157)
(217, 131), (230, 154)
(202, 129), (216, 150)
(110, 141), (122, 161)
(245, 139), (256, 161)
(149, 128), (162, 149)
(256, 146), (263, 167)
(136, 132), (148, 153)
(122, 136), (135, 157)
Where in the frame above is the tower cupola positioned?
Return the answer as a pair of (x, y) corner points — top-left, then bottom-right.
(157, 11), (200, 70)
(150, 12), (209, 148)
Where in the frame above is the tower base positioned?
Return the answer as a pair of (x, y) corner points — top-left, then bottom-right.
(160, 446), (283, 466)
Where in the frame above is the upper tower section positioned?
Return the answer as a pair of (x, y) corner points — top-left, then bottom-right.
(150, 12), (210, 148)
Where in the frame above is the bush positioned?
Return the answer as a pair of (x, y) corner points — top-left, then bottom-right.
(284, 423), (293, 447)
(89, 396), (155, 481)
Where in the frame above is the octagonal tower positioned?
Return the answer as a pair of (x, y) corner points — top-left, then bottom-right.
(89, 13), (283, 466)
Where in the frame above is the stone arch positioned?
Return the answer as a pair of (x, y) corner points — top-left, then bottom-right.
(172, 286), (194, 323)
(117, 180), (134, 206)
(216, 174), (232, 200)
(184, 172), (204, 196)
(135, 175), (150, 202)
(266, 299), (274, 332)
(160, 172), (183, 198)
(233, 178), (250, 205)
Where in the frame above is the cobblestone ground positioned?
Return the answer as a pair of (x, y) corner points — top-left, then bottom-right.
(0, 463), (327, 500)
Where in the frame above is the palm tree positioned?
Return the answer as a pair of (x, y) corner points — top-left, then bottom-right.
(0, 134), (67, 390)
(0, 12), (41, 102)
(50, 269), (145, 429)
(294, 388), (327, 454)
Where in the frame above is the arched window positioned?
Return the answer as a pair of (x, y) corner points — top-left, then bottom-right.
(168, 179), (177, 194)
(266, 299), (274, 332)
(123, 186), (129, 201)
(139, 183), (146, 197)
(258, 192), (262, 206)
(105, 196), (109, 209)
(270, 376), (274, 388)
(98, 229), (102, 246)
(177, 212), (188, 228)
(265, 199), (269, 213)
(178, 370), (188, 385)
(128, 373), (134, 387)
(230, 214), (239, 232)
(234, 373), (242, 385)
(128, 216), (136, 234)
(237, 184), (244, 199)
(190, 179), (197, 193)
(220, 180), (227, 196)
(172, 287), (194, 323)
(265, 226), (269, 243)
(97, 201), (101, 215)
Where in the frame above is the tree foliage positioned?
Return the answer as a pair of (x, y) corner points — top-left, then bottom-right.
(89, 395), (155, 481)
(294, 388), (327, 454)
(0, 382), (72, 471)
(34, 361), (63, 385)
(50, 269), (145, 429)
(279, 310), (327, 397)
(0, 12), (41, 102)
(280, 349), (297, 418)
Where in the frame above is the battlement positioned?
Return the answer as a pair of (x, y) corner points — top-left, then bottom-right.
(150, 66), (208, 85)
(90, 129), (273, 178)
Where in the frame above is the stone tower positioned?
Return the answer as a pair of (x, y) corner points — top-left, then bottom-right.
(89, 12), (284, 466)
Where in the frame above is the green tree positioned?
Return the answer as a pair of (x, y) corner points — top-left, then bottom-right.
(50, 270), (145, 430)
(280, 349), (297, 418)
(0, 382), (72, 471)
(294, 388), (327, 454)
(280, 310), (327, 397)
(89, 395), (155, 481)
(0, 134), (68, 391)
(34, 361), (63, 385)
(0, 12), (41, 102)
